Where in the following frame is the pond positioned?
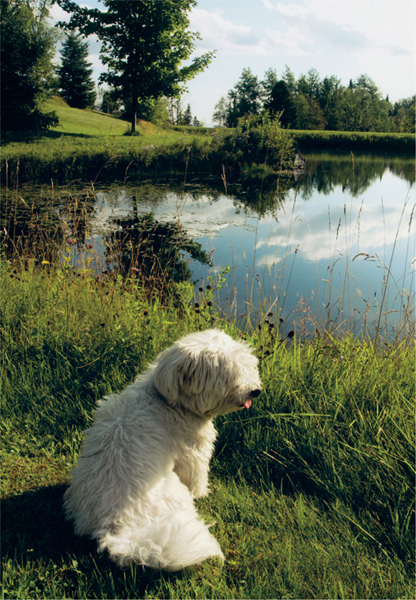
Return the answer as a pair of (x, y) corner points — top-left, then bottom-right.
(2, 151), (415, 338)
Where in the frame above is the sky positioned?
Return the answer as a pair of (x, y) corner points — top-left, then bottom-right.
(51, 0), (415, 126)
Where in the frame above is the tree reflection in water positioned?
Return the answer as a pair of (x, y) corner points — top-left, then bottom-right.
(104, 207), (209, 296)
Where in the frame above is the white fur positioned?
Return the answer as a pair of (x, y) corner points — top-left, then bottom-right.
(64, 329), (262, 571)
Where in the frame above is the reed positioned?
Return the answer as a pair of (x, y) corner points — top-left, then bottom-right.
(1, 110), (414, 598)
(292, 130), (415, 152)
(1, 257), (414, 599)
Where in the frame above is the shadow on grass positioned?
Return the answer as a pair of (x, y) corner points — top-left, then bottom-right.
(2, 131), (97, 145)
(2, 484), (190, 598)
(2, 484), (95, 563)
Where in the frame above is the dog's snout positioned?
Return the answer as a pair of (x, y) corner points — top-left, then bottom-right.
(250, 388), (262, 398)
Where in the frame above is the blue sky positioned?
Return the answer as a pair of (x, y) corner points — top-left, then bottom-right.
(51, 0), (415, 126)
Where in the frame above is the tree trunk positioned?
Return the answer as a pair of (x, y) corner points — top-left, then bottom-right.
(131, 56), (138, 134)
(131, 95), (137, 134)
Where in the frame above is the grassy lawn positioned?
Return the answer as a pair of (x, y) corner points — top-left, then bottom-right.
(1, 260), (414, 599)
(1, 97), (217, 185)
(2, 98), (413, 188)
(46, 97), (131, 138)
(2, 97), (198, 153)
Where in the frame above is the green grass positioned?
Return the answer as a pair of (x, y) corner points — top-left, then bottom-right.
(2, 98), (413, 189)
(1, 260), (414, 599)
(291, 130), (414, 152)
(1, 111), (294, 188)
(1, 97), (208, 184)
(45, 97), (131, 138)
(5, 97), (174, 141)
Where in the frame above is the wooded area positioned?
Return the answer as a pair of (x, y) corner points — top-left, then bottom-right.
(1, 0), (414, 134)
(213, 67), (415, 133)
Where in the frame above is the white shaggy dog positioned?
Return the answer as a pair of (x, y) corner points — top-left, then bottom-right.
(64, 329), (262, 571)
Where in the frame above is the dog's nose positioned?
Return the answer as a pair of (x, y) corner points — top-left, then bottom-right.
(250, 388), (262, 398)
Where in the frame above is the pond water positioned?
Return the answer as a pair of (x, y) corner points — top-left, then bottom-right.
(3, 151), (415, 337)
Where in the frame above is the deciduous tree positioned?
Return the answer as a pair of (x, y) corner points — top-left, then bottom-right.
(57, 0), (215, 133)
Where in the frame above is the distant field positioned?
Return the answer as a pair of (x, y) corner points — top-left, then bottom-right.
(1, 98), (210, 184)
(44, 97), (175, 139)
(2, 98), (414, 186)
(292, 129), (415, 152)
(2, 97), (188, 152)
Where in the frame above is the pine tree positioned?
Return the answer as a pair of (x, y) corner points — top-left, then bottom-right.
(57, 32), (96, 109)
(212, 96), (228, 127)
(265, 80), (297, 128)
(183, 104), (192, 125)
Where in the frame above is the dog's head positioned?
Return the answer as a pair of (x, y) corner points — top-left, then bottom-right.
(153, 329), (262, 418)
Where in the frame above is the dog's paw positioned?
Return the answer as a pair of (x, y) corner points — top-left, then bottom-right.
(191, 484), (210, 499)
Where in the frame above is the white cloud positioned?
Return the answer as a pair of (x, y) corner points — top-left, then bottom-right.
(261, 0), (415, 99)
(265, 0), (414, 60)
(274, 2), (304, 17)
(190, 8), (261, 54)
(190, 6), (316, 58)
(48, 2), (69, 24)
(264, 26), (312, 55)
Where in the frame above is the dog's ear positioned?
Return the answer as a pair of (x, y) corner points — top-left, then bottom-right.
(153, 344), (229, 413)
(153, 345), (185, 405)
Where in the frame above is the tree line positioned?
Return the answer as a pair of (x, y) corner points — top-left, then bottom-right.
(1, 0), (413, 135)
(99, 91), (203, 127)
(1, 0), (212, 133)
(213, 67), (415, 133)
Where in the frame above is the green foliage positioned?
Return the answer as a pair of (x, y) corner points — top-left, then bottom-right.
(291, 130), (415, 152)
(99, 87), (123, 115)
(215, 66), (414, 134)
(182, 103), (192, 126)
(144, 97), (171, 127)
(1, 261), (414, 599)
(265, 80), (297, 128)
(57, 0), (215, 133)
(103, 212), (210, 293)
(213, 96), (228, 127)
(224, 112), (295, 171)
(57, 32), (96, 109)
(390, 95), (416, 133)
(225, 67), (263, 127)
(0, 0), (59, 132)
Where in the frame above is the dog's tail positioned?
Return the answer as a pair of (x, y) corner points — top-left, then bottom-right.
(100, 509), (224, 571)
(98, 473), (224, 571)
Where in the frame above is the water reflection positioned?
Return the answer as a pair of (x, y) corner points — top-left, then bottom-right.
(296, 151), (415, 199)
(104, 208), (210, 296)
(1, 151), (414, 337)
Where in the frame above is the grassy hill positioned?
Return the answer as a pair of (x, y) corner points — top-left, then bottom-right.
(2, 97), (204, 183)
(44, 97), (170, 138)
(2, 98), (413, 186)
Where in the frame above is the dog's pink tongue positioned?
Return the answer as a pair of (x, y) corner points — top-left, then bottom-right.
(244, 399), (252, 409)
